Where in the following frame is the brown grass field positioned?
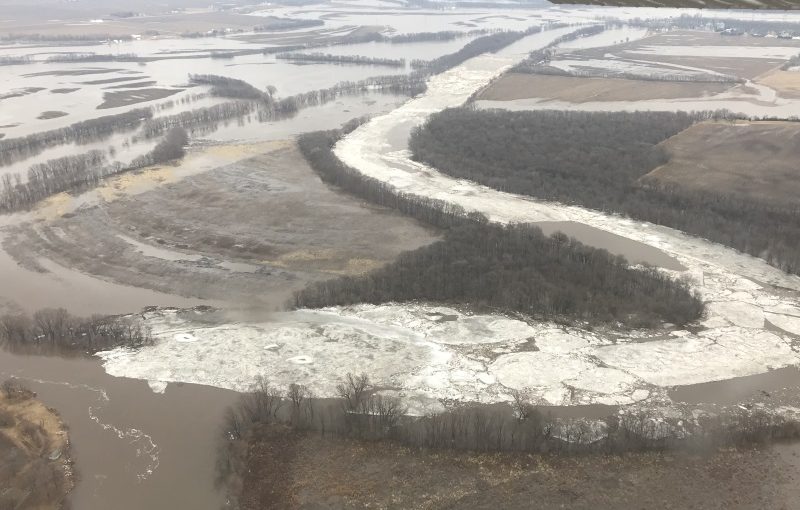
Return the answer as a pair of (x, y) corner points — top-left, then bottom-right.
(644, 120), (800, 208)
(477, 73), (731, 102)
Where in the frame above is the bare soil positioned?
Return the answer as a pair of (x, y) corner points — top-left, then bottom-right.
(237, 426), (798, 510)
(478, 73), (730, 102)
(2, 141), (438, 311)
(757, 69), (800, 99)
(644, 120), (800, 208)
(0, 387), (73, 510)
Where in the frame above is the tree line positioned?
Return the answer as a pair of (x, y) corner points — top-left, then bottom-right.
(0, 108), (153, 167)
(512, 24), (605, 73)
(293, 222), (703, 328)
(216, 372), (800, 508)
(386, 29), (495, 44)
(0, 56), (31, 66)
(784, 53), (800, 70)
(296, 127), (703, 328)
(0, 308), (153, 355)
(45, 52), (139, 63)
(412, 26), (545, 74)
(0, 128), (188, 212)
(410, 108), (800, 275)
(189, 74), (273, 101)
(276, 52), (406, 67)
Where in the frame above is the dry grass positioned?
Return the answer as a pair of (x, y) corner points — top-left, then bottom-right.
(758, 70), (800, 99)
(236, 427), (797, 510)
(644, 120), (800, 208)
(0, 386), (72, 510)
(478, 73), (730, 102)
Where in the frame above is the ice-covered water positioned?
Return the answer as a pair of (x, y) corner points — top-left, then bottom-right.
(97, 25), (800, 411)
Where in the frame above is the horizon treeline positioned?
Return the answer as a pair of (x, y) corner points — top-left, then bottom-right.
(276, 52), (406, 67)
(410, 108), (800, 275)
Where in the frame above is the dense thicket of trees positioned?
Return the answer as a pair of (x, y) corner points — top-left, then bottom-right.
(297, 127), (703, 327)
(189, 74), (271, 101)
(140, 101), (255, 137)
(413, 26), (543, 73)
(784, 53), (800, 70)
(131, 127), (188, 166)
(0, 151), (114, 211)
(0, 309), (152, 355)
(298, 129), (476, 229)
(0, 108), (153, 167)
(217, 372), (800, 497)
(294, 222), (703, 327)
(410, 108), (800, 275)
(276, 52), (406, 67)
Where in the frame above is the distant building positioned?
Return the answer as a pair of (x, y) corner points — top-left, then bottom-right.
(721, 28), (744, 36)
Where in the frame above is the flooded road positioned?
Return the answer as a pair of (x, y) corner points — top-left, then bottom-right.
(0, 350), (238, 510)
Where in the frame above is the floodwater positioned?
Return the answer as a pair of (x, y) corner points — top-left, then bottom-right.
(0, 235), (211, 314)
(536, 221), (685, 271)
(0, 350), (238, 510)
(0, 54), (409, 139)
(669, 366), (800, 406)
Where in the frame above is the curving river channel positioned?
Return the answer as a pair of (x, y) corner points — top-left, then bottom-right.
(3, 21), (800, 509)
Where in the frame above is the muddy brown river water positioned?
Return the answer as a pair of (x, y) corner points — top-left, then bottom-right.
(0, 350), (237, 510)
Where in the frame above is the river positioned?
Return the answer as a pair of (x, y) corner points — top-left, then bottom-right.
(0, 350), (238, 509)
